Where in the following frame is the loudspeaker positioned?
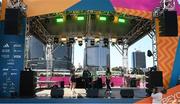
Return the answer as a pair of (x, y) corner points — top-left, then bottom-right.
(4, 8), (21, 34)
(120, 89), (134, 98)
(19, 71), (36, 97)
(51, 85), (64, 98)
(86, 88), (99, 98)
(159, 10), (178, 36)
(146, 71), (163, 88)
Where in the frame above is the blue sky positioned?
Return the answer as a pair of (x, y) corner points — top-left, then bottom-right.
(74, 35), (153, 68)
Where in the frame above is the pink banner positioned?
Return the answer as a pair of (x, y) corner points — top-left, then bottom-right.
(111, 0), (180, 15)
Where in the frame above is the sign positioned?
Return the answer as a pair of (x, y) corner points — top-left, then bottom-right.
(0, 19), (26, 97)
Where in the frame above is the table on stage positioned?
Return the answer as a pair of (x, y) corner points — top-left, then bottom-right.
(37, 81), (58, 88)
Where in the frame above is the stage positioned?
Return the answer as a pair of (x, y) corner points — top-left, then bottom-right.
(36, 87), (147, 98)
(0, 87), (145, 103)
(0, 98), (141, 103)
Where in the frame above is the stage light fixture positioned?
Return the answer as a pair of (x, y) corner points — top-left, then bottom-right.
(117, 38), (123, 45)
(77, 37), (83, 46)
(100, 16), (107, 21)
(77, 36), (83, 41)
(91, 39), (95, 46)
(69, 38), (75, 44)
(118, 18), (126, 23)
(103, 38), (109, 47)
(95, 37), (100, 43)
(54, 37), (59, 43)
(78, 41), (83, 46)
(77, 16), (85, 21)
(61, 37), (67, 42)
(56, 17), (64, 23)
(85, 38), (88, 43)
(111, 38), (117, 43)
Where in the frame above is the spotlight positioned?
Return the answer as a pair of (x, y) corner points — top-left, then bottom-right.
(69, 38), (75, 44)
(118, 18), (126, 23)
(91, 39), (95, 46)
(61, 37), (67, 42)
(147, 50), (153, 57)
(111, 38), (117, 46)
(77, 37), (83, 46)
(95, 37), (100, 43)
(103, 38), (109, 47)
(78, 41), (83, 46)
(111, 38), (117, 43)
(54, 37), (59, 44)
(117, 38), (123, 45)
(99, 16), (107, 21)
(56, 17), (64, 23)
(85, 38), (88, 43)
(77, 15), (85, 21)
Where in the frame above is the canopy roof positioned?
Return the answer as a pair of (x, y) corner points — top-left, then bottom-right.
(23, 0), (180, 19)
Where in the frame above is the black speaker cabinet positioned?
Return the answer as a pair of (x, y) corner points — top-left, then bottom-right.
(19, 71), (36, 97)
(147, 71), (163, 88)
(120, 89), (134, 98)
(86, 88), (99, 98)
(4, 8), (21, 34)
(159, 10), (178, 36)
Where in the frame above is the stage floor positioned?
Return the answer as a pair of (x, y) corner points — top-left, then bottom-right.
(0, 88), (146, 103)
(36, 87), (147, 99)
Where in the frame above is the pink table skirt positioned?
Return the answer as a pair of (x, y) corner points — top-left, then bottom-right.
(38, 76), (124, 87)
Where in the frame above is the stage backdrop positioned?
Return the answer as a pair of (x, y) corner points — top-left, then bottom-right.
(0, 19), (26, 97)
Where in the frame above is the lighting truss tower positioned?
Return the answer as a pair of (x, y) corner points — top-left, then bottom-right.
(122, 39), (128, 73)
(46, 40), (53, 81)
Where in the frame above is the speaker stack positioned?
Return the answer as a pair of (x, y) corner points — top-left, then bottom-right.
(120, 89), (134, 98)
(19, 71), (37, 97)
(4, 8), (22, 34)
(159, 10), (178, 36)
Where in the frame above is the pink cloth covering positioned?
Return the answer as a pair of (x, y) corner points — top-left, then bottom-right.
(39, 76), (124, 87)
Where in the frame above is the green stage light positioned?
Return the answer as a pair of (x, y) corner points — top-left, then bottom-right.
(56, 17), (64, 23)
(100, 16), (107, 21)
(77, 16), (85, 21)
(118, 18), (125, 23)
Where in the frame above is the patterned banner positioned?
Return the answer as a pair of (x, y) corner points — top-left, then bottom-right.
(0, 19), (26, 97)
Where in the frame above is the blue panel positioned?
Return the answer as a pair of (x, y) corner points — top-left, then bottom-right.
(66, 0), (114, 11)
(169, 38), (180, 88)
(0, 18), (26, 97)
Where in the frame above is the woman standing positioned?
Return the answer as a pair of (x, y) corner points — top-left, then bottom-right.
(70, 69), (76, 97)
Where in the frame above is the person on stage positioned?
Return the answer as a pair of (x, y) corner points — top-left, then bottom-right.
(106, 67), (112, 91)
(82, 67), (91, 90)
(151, 87), (163, 104)
(70, 69), (76, 97)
